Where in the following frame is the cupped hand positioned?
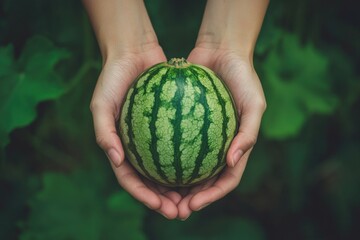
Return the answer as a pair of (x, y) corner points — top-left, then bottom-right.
(90, 46), (181, 219)
(177, 47), (267, 220)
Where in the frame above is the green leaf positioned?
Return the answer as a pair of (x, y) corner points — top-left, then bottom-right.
(19, 171), (147, 240)
(261, 34), (338, 139)
(148, 214), (265, 240)
(0, 36), (70, 150)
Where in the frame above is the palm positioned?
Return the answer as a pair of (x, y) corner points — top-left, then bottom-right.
(92, 47), (167, 118)
(176, 47), (266, 219)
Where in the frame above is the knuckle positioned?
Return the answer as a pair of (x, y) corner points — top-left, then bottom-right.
(222, 171), (241, 191)
(89, 99), (100, 113)
(248, 134), (258, 146)
(261, 99), (267, 112)
(95, 135), (107, 148)
(230, 179), (240, 191)
(254, 97), (267, 112)
(239, 131), (258, 146)
(228, 179), (240, 192)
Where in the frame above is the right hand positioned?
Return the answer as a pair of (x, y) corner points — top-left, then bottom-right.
(176, 47), (267, 220)
(90, 45), (181, 219)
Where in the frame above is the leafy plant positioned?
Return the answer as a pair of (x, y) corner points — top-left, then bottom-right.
(260, 33), (338, 139)
(19, 171), (146, 240)
(0, 36), (70, 151)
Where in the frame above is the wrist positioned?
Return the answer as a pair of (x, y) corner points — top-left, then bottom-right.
(101, 30), (160, 61)
(196, 0), (269, 60)
(195, 33), (255, 58)
(83, 0), (159, 61)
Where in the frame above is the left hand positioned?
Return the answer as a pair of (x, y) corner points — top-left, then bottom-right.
(90, 46), (182, 219)
(177, 47), (267, 220)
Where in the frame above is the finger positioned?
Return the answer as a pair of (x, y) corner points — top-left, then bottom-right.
(119, 172), (178, 219)
(111, 161), (162, 210)
(91, 100), (124, 167)
(177, 186), (202, 220)
(189, 151), (251, 211)
(177, 193), (194, 220)
(177, 180), (215, 220)
(163, 191), (182, 205)
(140, 178), (180, 219)
(144, 182), (183, 206)
(226, 104), (264, 167)
(156, 195), (179, 219)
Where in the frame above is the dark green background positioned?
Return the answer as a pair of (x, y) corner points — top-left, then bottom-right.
(1, 0), (359, 239)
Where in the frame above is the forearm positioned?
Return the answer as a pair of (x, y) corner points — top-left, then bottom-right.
(197, 0), (269, 57)
(82, 0), (158, 59)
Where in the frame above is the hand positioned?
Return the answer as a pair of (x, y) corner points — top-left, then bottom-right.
(90, 46), (181, 219)
(177, 47), (267, 220)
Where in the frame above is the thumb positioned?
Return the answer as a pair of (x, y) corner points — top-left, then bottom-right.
(90, 100), (124, 167)
(226, 104), (265, 167)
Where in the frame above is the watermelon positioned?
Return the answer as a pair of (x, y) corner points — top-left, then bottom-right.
(119, 58), (238, 187)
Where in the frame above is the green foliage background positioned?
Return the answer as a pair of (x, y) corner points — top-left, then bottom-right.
(1, 0), (359, 239)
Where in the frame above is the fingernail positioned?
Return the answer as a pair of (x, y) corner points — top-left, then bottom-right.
(144, 203), (152, 209)
(232, 149), (243, 167)
(107, 149), (122, 167)
(157, 211), (169, 219)
(179, 216), (189, 221)
(197, 203), (210, 211)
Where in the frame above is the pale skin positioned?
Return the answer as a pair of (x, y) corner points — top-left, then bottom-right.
(82, 0), (268, 220)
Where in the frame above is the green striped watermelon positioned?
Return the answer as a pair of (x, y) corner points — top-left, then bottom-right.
(119, 58), (238, 187)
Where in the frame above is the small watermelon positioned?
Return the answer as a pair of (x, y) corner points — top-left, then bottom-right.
(119, 58), (238, 187)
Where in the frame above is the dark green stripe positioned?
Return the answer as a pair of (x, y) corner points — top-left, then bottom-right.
(194, 66), (229, 178)
(172, 68), (185, 185)
(149, 68), (171, 184)
(125, 67), (164, 182)
(186, 68), (211, 184)
(134, 64), (164, 91)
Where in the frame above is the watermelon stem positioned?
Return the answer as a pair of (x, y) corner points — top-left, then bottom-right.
(167, 58), (189, 68)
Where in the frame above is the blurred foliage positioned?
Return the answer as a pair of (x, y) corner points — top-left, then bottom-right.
(261, 33), (338, 138)
(145, 214), (265, 240)
(19, 171), (146, 240)
(0, 0), (359, 239)
(0, 36), (70, 149)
